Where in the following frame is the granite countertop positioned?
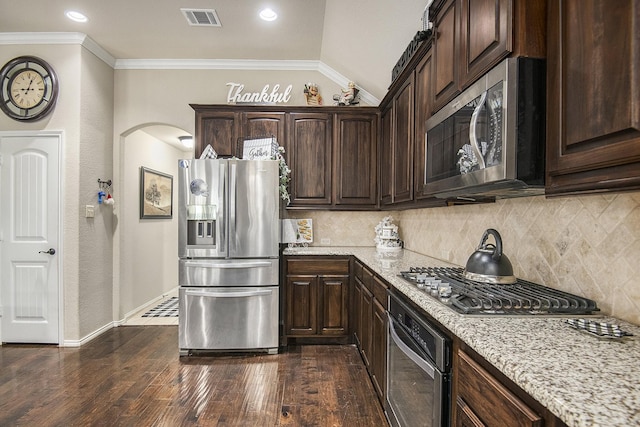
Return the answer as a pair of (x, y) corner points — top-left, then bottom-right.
(283, 246), (640, 427)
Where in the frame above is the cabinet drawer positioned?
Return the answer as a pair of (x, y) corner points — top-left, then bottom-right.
(286, 258), (350, 275)
(372, 276), (389, 307)
(457, 350), (543, 427)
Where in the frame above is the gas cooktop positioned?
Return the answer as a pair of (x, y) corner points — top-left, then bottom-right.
(400, 266), (600, 316)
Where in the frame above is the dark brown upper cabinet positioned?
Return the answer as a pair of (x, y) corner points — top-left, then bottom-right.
(334, 112), (378, 208)
(432, 0), (460, 112)
(546, 0), (640, 196)
(414, 48), (434, 200)
(242, 112), (286, 148)
(431, 0), (546, 112)
(287, 112), (333, 207)
(191, 105), (378, 210)
(192, 106), (286, 158)
(193, 109), (238, 157)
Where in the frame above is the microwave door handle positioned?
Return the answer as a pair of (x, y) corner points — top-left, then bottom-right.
(469, 90), (487, 170)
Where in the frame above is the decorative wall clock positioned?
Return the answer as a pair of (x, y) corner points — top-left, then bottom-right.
(0, 56), (58, 121)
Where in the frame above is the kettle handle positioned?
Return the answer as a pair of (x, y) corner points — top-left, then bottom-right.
(478, 228), (503, 261)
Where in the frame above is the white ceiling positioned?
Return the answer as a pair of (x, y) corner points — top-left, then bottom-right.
(0, 0), (327, 61)
(0, 0), (331, 150)
(1, 1), (427, 150)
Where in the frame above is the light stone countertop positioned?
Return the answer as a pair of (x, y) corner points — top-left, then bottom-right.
(283, 246), (640, 427)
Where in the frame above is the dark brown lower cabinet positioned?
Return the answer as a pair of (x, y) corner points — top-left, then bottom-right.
(455, 349), (543, 427)
(371, 297), (387, 401)
(353, 260), (388, 404)
(359, 281), (373, 367)
(283, 257), (350, 342)
(286, 256), (571, 426)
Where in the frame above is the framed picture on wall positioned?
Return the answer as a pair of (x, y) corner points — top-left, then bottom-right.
(140, 167), (173, 219)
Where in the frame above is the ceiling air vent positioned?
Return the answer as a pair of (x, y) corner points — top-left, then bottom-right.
(181, 8), (221, 27)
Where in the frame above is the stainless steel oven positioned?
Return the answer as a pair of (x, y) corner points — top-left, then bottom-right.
(386, 290), (451, 427)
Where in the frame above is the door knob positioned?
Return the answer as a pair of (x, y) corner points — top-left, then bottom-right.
(39, 248), (56, 255)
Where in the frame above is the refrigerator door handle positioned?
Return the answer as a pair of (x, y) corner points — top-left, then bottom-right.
(229, 162), (237, 254)
(219, 162), (227, 252)
(185, 289), (273, 298)
(183, 261), (273, 269)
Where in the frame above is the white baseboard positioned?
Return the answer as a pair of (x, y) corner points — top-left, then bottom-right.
(62, 287), (180, 347)
(62, 321), (116, 347)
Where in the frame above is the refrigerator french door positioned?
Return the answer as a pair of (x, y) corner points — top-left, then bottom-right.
(177, 159), (280, 355)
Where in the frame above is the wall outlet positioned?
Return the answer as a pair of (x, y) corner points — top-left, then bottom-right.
(85, 205), (95, 218)
(321, 238), (331, 246)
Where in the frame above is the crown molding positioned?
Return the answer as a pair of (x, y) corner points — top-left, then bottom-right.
(317, 62), (380, 106)
(114, 58), (320, 71)
(116, 58), (380, 105)
(1, 32), (380, 105)
(0, 32), (116, 67)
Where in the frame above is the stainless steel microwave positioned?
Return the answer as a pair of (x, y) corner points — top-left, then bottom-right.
(424, 57), (546, 199)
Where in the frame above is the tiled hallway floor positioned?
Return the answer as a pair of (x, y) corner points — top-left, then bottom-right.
(124, 289), (179, 326)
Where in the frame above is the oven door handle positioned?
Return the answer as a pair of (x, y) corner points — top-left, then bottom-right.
(185, 289), (272, 298)
(388, 316), (436, 378)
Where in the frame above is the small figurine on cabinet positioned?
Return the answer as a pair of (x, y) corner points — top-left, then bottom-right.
(333, 81), (360, 106)
(303, 83), (323, 106)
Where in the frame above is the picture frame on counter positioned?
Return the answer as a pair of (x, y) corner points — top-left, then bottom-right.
(140, 167), (173, 219)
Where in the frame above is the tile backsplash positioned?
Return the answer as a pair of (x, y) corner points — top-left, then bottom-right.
(287, 191), (640, 325)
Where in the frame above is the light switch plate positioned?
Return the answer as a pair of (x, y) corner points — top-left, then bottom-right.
(85, 205), (95, 218)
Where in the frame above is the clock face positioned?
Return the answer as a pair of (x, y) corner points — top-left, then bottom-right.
(0, 56), (58, 122)
(10, 69), (46, 109)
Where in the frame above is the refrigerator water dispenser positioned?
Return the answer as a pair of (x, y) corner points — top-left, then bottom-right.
(186, 205), (217, 246)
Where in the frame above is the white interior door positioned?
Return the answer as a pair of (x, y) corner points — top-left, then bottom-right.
(0, 133), (60, 344)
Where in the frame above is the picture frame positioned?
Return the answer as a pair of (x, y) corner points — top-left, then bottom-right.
(140, 167), (173, 219)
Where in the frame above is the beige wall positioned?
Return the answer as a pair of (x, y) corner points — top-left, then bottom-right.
(77, 48), (115, 339)
(118, 130), (183, 318)
(322, 0), (428, 99)
(288, 192), (640, 325)
(113, 68), (345, 140)
(0, 44), (115, 343)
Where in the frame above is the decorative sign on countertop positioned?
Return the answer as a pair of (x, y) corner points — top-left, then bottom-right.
(226, 82), (293, 104)
(281, 219), (313, 246)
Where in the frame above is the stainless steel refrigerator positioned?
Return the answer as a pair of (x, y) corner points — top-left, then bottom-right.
(177, 159), (279, 355)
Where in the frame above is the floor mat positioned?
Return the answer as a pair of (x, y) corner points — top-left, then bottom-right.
(142, 297), (179, 317)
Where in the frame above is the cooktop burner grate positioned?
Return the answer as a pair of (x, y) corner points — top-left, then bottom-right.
(400, 266), (599, 315)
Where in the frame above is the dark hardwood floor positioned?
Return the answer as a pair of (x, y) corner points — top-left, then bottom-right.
(0, 326), (388, 426)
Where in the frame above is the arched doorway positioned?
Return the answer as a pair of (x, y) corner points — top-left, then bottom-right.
(113, 124), (193, 322)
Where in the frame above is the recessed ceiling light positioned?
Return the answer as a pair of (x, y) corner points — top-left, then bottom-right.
(65, 10), (88, 23)
(259, 8), (277, 21)
(178, 136), (194, 148)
